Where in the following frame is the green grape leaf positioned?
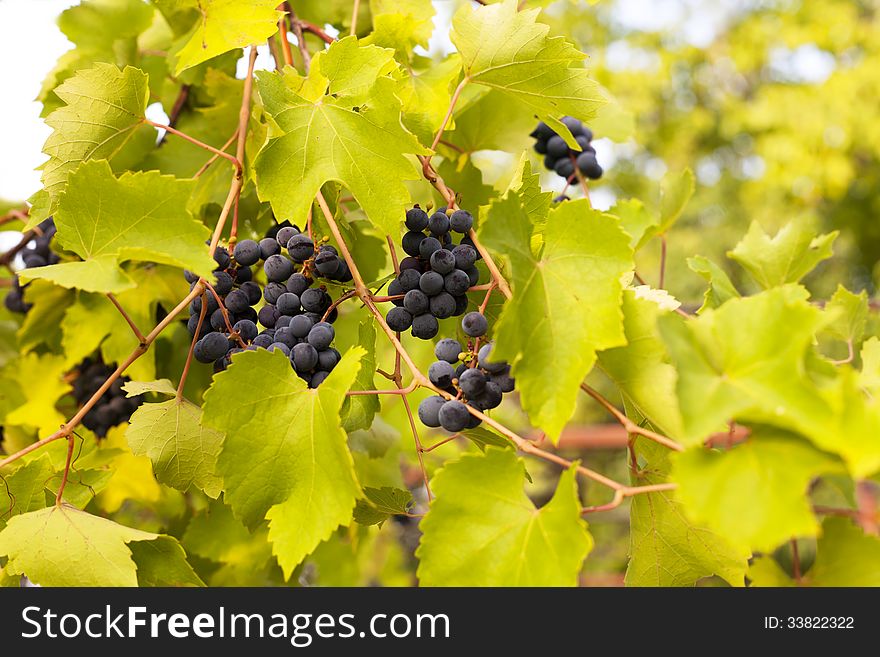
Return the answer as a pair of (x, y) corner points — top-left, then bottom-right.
(657, 168), (695, 234)
(597, 290), (684, 439)
(202, 348), (364, 578)
(5, 353), (70, 435)
(728, 220), (838, 289)
(126, 398), (224, 498)
(807, 517), (880, 586)
(255, 38), (428, 237)
(353, 486), (414, 526)
(18, 281), (75, 353)
(450, 0), (605, 147)
(824, 285), (868, 344)
(0, 455), (53, 529)
(122, 379), (178, 397)
(627, 444), (747, 587)
(0, 505), (159, 586)
(480, 196), (632, 440)
(174, 0), (282, 74)
(860, 337), (880, 394)
(433, 156), (495, 211)
(748, 556), (796, 587)
(399, 57), (464, 145)
(673, 433), (841, 553)
(364, 0), (435, 59)
(461, 426), (513, 452)
(612, 198), (659, 251)
(341, 321), (379, 432)
(687, 255), (740, 313)
(28, 64), (151, 225)
(417, 448), (591, 586)
(22, 161), (215, 293)
(129, 536), (204, 587)
(658, 287), (831, 444)
(348, 417), (399, 459)
(443, 88), (536, 154)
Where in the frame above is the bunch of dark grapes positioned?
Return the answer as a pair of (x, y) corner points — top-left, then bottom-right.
(417, 338), (515, 433)
(385, 205), (482, 340)
(73, 358), (143, 437)
(185, 223), (342, 388)
(531, 116), (603, 181)
(4, 218), (60, 314)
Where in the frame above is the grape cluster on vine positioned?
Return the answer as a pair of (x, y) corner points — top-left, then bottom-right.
(418, 338), (515, 433)
(73, 358), (143, 438)
(531, 116), (603, 181)
(385, 205), (482, 340)
(3, 217), (59, 313)
(186, 222), (342, 388)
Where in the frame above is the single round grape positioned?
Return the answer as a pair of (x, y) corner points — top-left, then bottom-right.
(233, 239), (261, 266)
(459, 368), (487, 398)
(462, 311), (488, 337)
(290, 314), (313, 338)
(429, 292), (456, 319)
(264, 281), (286, 304)
(286, 273), (312, 296)
(460, 235), (482, 260)
(575, 134), (591, 151)
(233, 319), (258, 341)
(264, 254), (294, 283)
(475, 380), (503, 410)
(300, 288), (327, 313)
(259, 237), (281, 260)
(546, 135), (569, 159)
(403, 289), (430, 315)
(405, 207), (429, 231)
(318, 347), (341, 371)
(534, 139), (548, 155)
(576, 152), (603, 180)
(276, 292), (301, 316)
(478, 343), (508, 373)
(213, 247), (231, 270)
(236, 307), (259, 324)
(386, 307), (413, 332)
(419, 271), (444, 296)
(428, 211), (450, 236)
(454, 293), (469, 315)
(315, 250), (340, 276)
(466, 405), (483, 428)
(267, 342), (290, 356)
(530, 122), (554, 141)
(275, 315), (293, 329)
(195, 332), (230, 363)
(434, 338), (462, 364)
(212, 270), (234, 295)
(224, 289), (250, 314)
(430, 249), (456, 275)
(252, 333), (273, 348)
(397, 268), (422, 292)
(444, 269), (470, 296)
(274, 326), (296, 347)
(428, 360), (455, 388)
(544, 154), (559, 171)
(237, 281), (260, 306)
(554, 157), (575, 178)
(184, 270), (199, 284)
(233, 265), (252, 284)
(288, 234), (315, 262)
(418, 236), (442, 260)
(307, 322), (335, 350)
(399, 256), (422, 272)
(417, 396), (446, 428)
(412, 313), (439, 339)
(320, 244), (338, 256)
(210, 308), (226, 331)
(402, 230), (426, 257)
(452, 244), (477, 270)
(491, 369), (516, 393)
(561, 116), (585, 137)
(310, 370), (330, 388)
(276, 226), (299, 247)
(258, 304), (280, 328)
(292, 342), (319, 372)
(449, 210), (473, 234)
(464, 265), (480, 287)
(439, 400), (470, 432)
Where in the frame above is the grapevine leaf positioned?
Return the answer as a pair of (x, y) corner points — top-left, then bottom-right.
(860, 337), (880, 394)
(348, 417), (399, 459)
(173, 0), (283, 75)
(657, 167), (695, 233)
(480, 196), (632, 440)
(363, 0), (435, 59)
(443, 88), (537, 154)
(126, 398), (224, 498)
(122, 379), (178, 397)
(687, 255), (740, 313)
(341, 320), (379, 432)
(23, 161), (215, 294)
(461, 426), (513, 452)
(824, 285), (868, 344)
(728, 220), (838, 289)
(129, 536), (204, 587)
(5, 353), (69, 435)
(808, 517), (880, 586)
(399, 56), (463, 145)
(747, 556), (796, 587)
(450, 0), (605, 148)
(417, 448), (591, 586)
(627, 443), (747, 587)
(93, 426), (163, 514)
(202, 348), (364, 578)
(0, 455), (54, 530)
(255, 38), (428, 237)
(612, 198), (658, 251)
(597, 290), (684, 439)
(658, 287), (832, 444)
(28, 64), (151, 225)
(0, 505), (158, 586)
(18, 281), (75, 353)
(673, 433), (841, 553)
(353, 487), (414, 526)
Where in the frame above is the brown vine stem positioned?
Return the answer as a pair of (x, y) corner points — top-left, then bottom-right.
(106, 293), (147, 344)
(146, 119), (242, 173)
(659, 235), (668, 289)
(386, 236), (400, 275)
(0, 208), (28, 226)
(349, 0), (361, 36)
(55, 436), (76, 505)
(321, 289), (357, 322)
(193, 129), (239, 179)
(204, 281), (246, 347)
(298, 20), (336, 45)
(429, 78), (468, 154)
(278, 14), (294, 66)
(178, 291), (208, 401)
(580, 383), (683, 452)
(580, 482), (678, 514)
(830, 339), (855, 366)
(422, 433), (461, 453)
(287, 5), (311, 70)
(0, 229), (36, 271)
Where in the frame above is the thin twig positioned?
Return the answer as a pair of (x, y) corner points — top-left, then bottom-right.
(421, 434), (461, 453)
(350, 0), (361, 36)
(430, 79), (467, 153)
(287, 5), (311, 70)
(278, 15), (294, 66)
(193, 129), (239, 178)
(106, 293), (146, 344)
(178, 291), (207, 401)
(386, 235), (400, 275)
(146, 119), (241, 173)
(298, 19), (335, 45)
(321, 289), (357, 321)
(580, 383), (683, 452)
(54, 437), (76, 505)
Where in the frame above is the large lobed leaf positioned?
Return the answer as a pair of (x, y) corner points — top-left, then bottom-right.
(417, 448), (591, 586)
(201, 348), (365, 578)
